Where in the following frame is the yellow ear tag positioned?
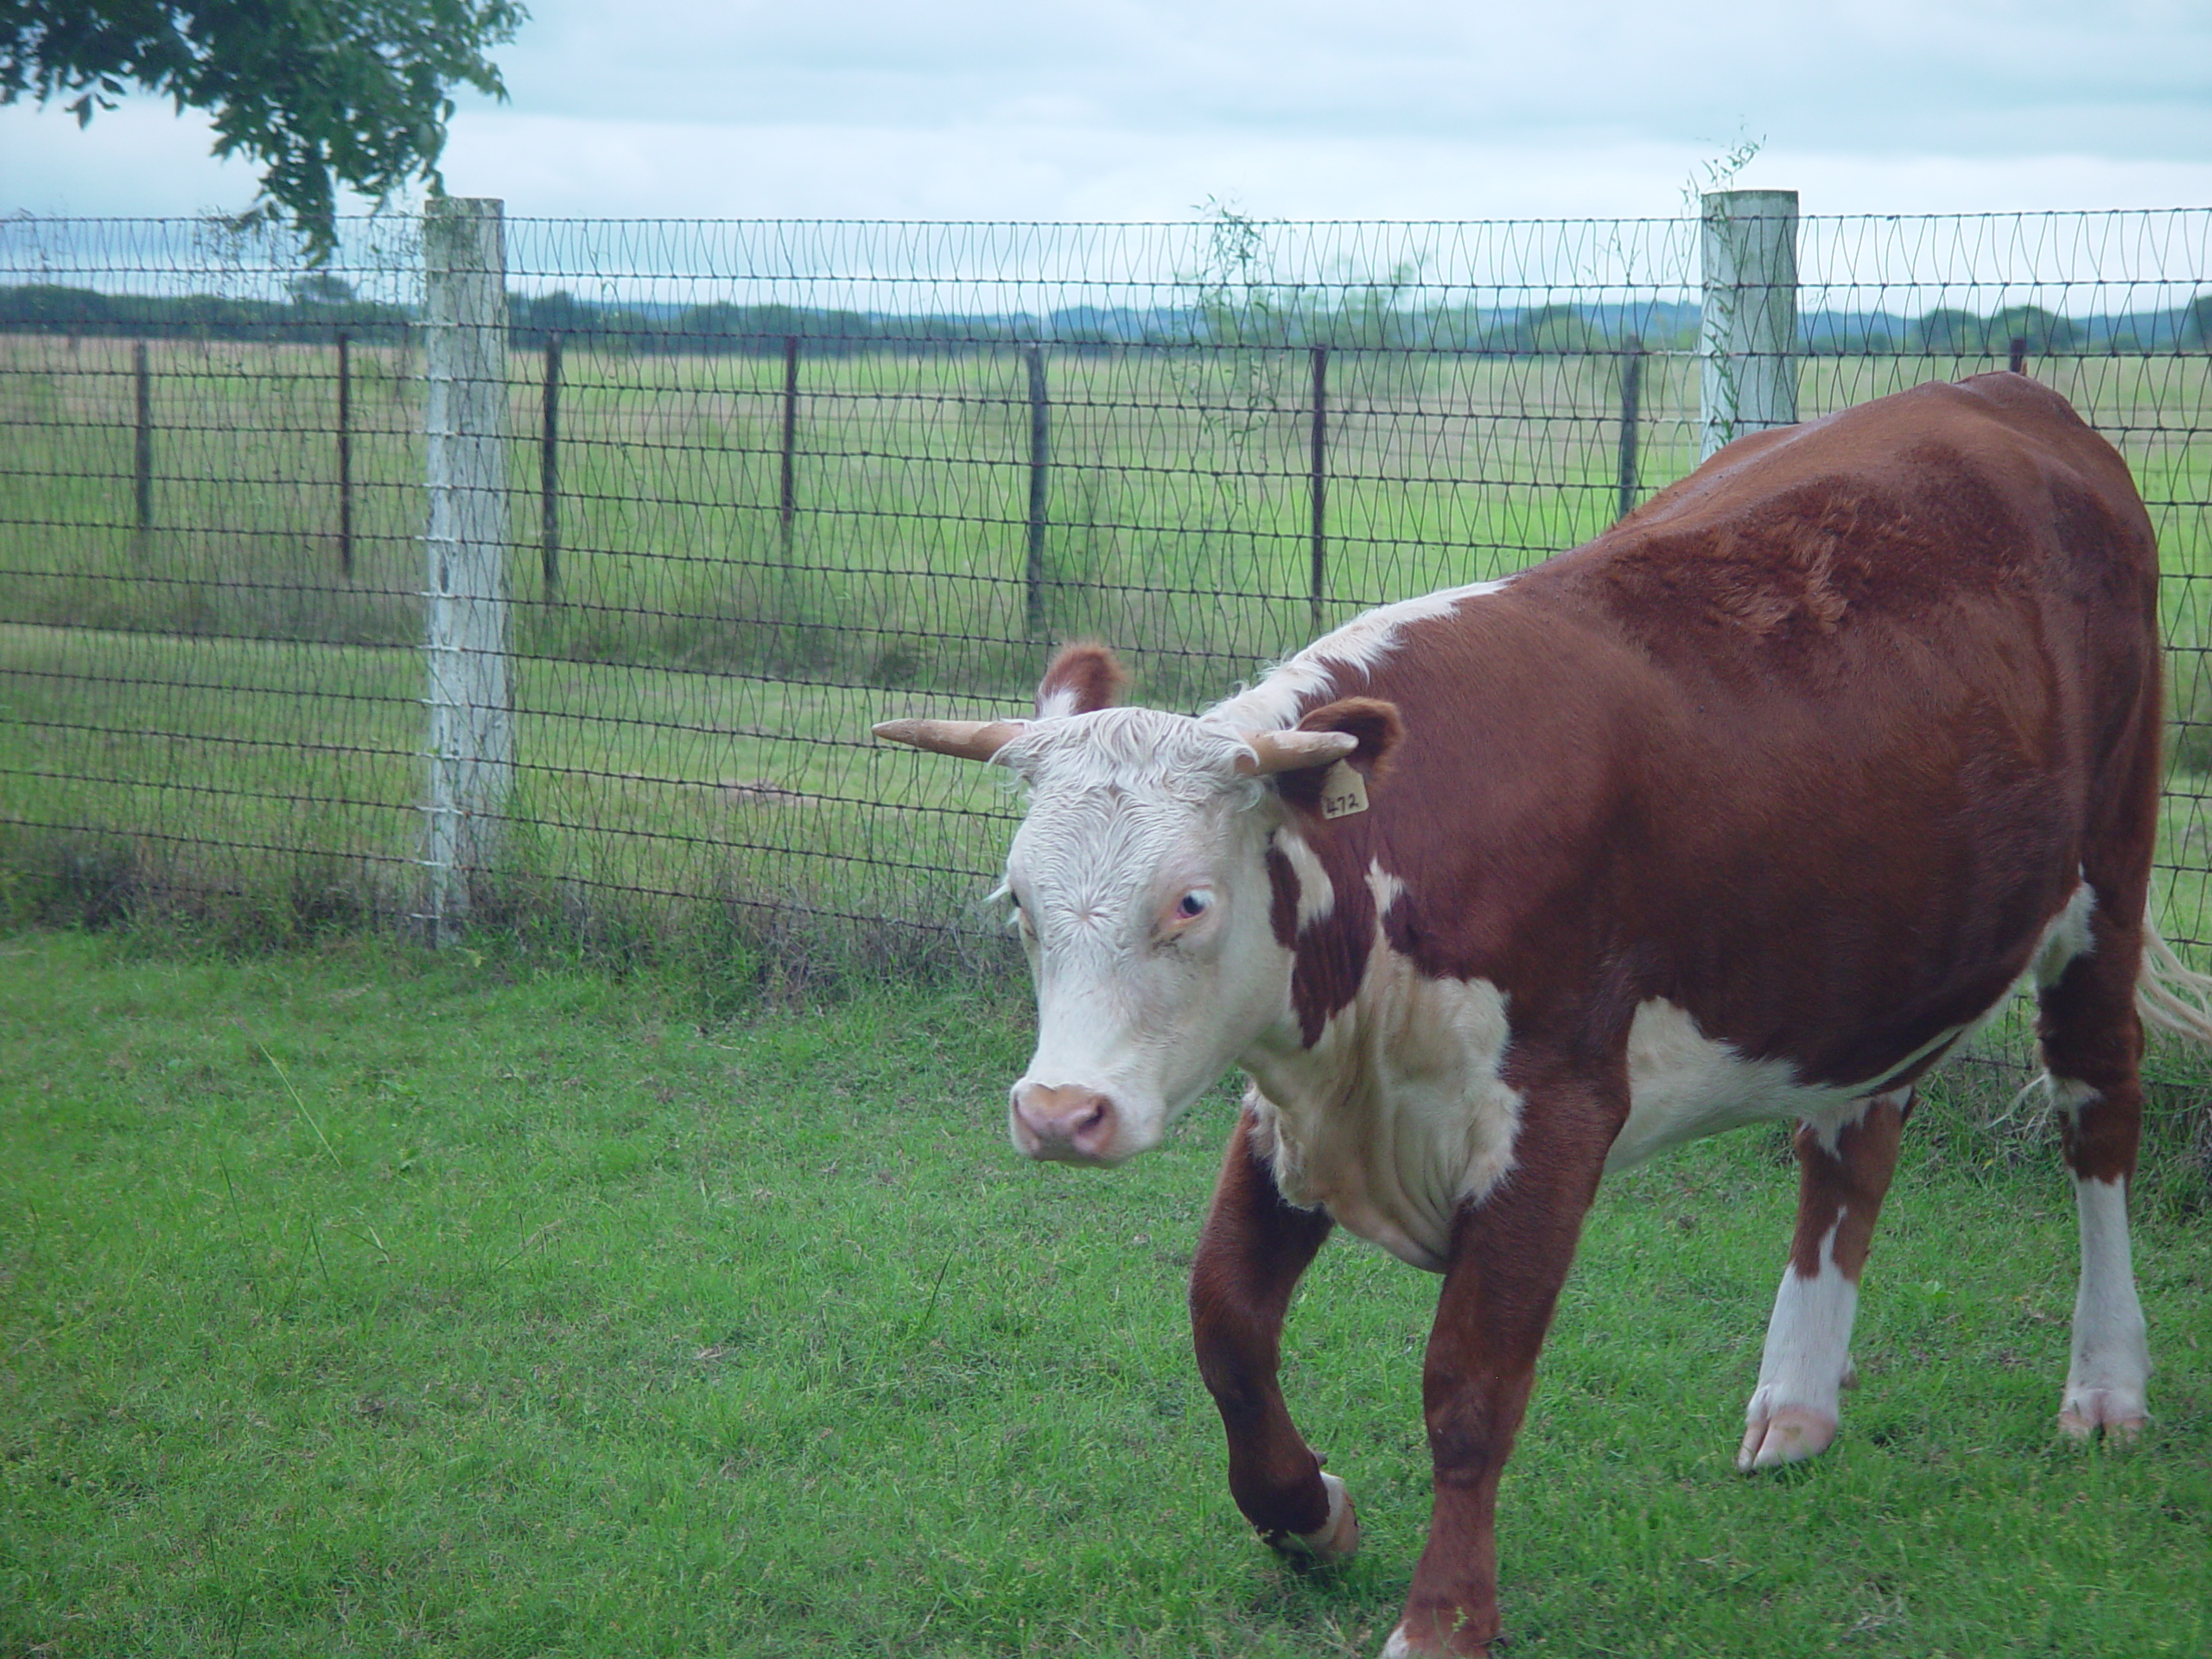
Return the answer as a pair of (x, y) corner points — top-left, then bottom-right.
(1319, 760), (1369, 819)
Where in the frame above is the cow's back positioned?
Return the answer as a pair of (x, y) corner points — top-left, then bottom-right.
(1548, 372), (2158, 727)
(1322, 374), (2162, 1087)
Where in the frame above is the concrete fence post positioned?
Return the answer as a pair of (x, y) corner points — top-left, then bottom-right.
(421, 197), (513, 941)
(1700, 188), (1799, 461)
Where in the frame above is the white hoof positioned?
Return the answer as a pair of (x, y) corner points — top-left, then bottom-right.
(2059, 1387), (2148, 1443)
(1277, 1471), (1360, 1561)
(1380, 1618), (1488, 1657)
(1738, 1402), (1839, 1472)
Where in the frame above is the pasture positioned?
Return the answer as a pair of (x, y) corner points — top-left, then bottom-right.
(5, 335), (2212, 951)
(3, 931), (2209, 1657)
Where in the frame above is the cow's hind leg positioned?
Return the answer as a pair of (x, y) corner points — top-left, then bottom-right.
(1189, 1096), (1355, 1559)
(2039, 903), (2152, 1441)
(1739, 1086), (1909, 1471)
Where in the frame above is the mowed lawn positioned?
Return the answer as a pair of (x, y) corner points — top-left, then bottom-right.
(3, 931), (2210, 1658)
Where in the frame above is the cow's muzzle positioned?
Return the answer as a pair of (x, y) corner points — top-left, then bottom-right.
(1008, 1081), (1120, 1164)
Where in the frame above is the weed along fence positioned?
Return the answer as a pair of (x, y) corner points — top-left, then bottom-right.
(3, 202), (2211, 981)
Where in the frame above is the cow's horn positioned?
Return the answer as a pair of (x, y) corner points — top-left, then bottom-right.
(1236, 728), (1359, 776)
(873, 717), (1027, 762)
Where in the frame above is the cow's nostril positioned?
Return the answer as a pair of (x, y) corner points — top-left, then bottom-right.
(1012, 1083), (1118, 1160)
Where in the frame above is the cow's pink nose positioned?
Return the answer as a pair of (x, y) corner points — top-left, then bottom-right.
(1010, 1083), (1117, 1160)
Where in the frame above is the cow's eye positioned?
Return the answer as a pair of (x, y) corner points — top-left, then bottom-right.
(1175, 890), (1213, 921)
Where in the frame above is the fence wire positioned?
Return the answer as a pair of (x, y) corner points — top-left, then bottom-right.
(2, 208), (2209, 982)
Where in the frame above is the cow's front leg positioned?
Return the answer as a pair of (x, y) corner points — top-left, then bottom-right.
(1739, 1085), (1909, 1471)
(1389, 1086), (1617, 1658)
(1189, 1097), (1353, 1558)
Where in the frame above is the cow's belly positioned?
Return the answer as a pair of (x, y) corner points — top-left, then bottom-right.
(1604, 999), (1961, 1172)
(1607, 876), (2096, 1172)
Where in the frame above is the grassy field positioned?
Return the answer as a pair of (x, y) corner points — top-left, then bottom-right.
(0, 620), (1021, 951)
(8, 336), (2207, 693)
(3, 334), (2212, 950)
(2, 930), (2209, 1658)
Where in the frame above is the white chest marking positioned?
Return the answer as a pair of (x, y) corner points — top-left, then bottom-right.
(1248, 948), (1522, 1273)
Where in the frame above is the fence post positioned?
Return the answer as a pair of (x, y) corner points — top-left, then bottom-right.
(1025, 343), (1050, 637)
(421, 197), (513, 942)
(780, 334), (801, 557)
(2010, 334), (2028, 374)
(337, 331), (354, 578)
(1700, 189), (1798, 461)
(1309, 345), (1328, 633)
(132, 340), (153, 554)
(1616, 334), (1643, 521)
(541, 333), (562, 596)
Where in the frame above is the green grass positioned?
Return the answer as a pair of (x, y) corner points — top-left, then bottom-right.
(3, 931), (2209, 1657)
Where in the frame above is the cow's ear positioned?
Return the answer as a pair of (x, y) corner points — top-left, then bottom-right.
(1035, 641), (1128, 717)
(1273, 696), (1403, 817)
(1300, 696), (1403, 780)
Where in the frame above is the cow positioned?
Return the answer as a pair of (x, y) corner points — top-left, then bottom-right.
(874, 372), (2212, 1658)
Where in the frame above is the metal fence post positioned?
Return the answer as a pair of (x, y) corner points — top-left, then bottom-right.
(1616, 335), (1643, 520)
(1309, 345), (1328, 633)
(132, 340), (153, 554)
(421, 197), (513, 941)
(541, 333), (562, 596)
(1025, 343), (1050, 637)
(337, 331), (354, 577)
(780, 334), (800, 557)
(1700, 189), (1798, 461)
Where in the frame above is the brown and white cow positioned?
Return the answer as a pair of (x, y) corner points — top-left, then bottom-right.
(875, 372), (2212, 1658)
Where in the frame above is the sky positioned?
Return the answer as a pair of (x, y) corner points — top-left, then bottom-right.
(4, 0), (2210, 226)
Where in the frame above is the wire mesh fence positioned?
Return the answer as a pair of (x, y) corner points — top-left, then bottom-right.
(2, 206), (2209, 987)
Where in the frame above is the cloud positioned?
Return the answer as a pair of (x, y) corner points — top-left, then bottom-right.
(0, 99), (270, 218)
(487, 0), (2212, 158)
(3, 0), (2206, 226)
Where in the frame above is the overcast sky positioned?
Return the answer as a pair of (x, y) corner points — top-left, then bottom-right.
(5, 0), (2209, 225)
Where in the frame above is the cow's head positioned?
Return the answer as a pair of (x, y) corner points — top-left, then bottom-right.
(876, 643), (1398, 1166)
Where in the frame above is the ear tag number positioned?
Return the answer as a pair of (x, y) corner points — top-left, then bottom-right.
(1319, 760), (1368, 819)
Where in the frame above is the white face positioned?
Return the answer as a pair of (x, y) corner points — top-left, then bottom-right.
(996, 709), (1293, 1166)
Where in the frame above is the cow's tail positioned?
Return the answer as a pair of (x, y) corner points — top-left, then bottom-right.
(2135, 916), (2212, 1045)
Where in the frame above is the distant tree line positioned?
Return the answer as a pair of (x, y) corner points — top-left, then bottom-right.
(0, 278), (407, 343)
(4, 282), (2207, 358)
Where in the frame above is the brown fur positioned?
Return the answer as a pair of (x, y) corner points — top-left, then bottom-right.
(1036, 640), (1128, 716)
(1788, 1093), (1909, 1283)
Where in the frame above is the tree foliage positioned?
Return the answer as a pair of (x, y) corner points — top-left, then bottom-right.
(1, 0), (527, 260)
